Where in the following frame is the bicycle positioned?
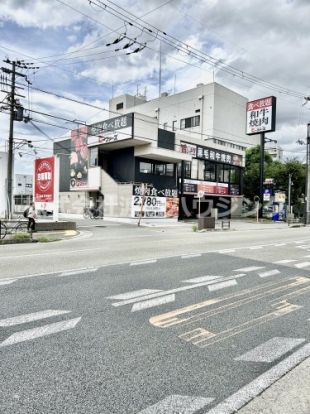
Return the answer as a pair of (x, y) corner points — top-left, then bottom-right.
(83, 207), (102, 219)
(0, 216), (29, 239)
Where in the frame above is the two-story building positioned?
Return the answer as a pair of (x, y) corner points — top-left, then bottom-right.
(54, 82), (258, 221)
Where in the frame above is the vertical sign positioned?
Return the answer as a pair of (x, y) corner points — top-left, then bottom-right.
(34, 156), (55, 203)
(70, 126), (89, 190)
(246, 96), (276, 135)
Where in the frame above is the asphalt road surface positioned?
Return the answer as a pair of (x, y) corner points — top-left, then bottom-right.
(1, 223), (310, 413)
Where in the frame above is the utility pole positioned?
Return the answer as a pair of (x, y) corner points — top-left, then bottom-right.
(259, 132), (265, 219)
(288, 173), (292, 215)
(1, 59), (39, 218)
(7, 60), (16, 219)
(306, 123), (310, 225)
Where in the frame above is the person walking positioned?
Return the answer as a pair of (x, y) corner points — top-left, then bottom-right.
(27, 202), (37, 232)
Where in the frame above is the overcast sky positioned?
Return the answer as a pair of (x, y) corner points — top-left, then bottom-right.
(0, 0), (310, 174)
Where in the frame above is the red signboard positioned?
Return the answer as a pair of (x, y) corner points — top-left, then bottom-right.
(34, 157), (55, 202)
(246, 96), (276, 135)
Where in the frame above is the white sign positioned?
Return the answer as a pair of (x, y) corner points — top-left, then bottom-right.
(132, 196), (166, 218)
(88, 114), (133, 146)
(246, 96), (276, 135)
(197, 190), (204, 198)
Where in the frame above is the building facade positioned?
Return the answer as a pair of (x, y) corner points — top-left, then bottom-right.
(13, 174), (33, 213)
(54, 82), (256, 220)
(0, 152), (8, 218)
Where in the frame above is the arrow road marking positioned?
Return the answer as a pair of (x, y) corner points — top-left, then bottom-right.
(131, 294), (175, 312)
(107, 289), (162, 300)
(235, 337), (305, 363)
(0, 317), (81, 347)
(0, 310), (71, 327)
(137, 395), (214, 414)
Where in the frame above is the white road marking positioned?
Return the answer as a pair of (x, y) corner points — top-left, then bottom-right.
(182, 276), (222, 284)
(208, 280), (237, 292)
(294, 240), (307, 244)
(181, 254), (202, 259)
(218, 249), (236, 254)
(258, 269), (281, 278)
(107, 289), (162, 300)
(233, 266), (265, 272)
(0, 310), (71, 327)
(131, 294), (175, 312)
(296, 245), (310, 249)
(203, 342), (310, 414)
(130, 259), (157, 266)
(235, 337), (305, 363)
(59, 268), (97, 277)
(273, 243), (287, 246)
(249, 246), (263, 250)
(112, 274), (246, 307)
(0, 279), (17, 285)
(137, 394), (214, 414)
(295, 262), (310, 268)
(0, 317), (81, 347)
(273, 259), (297, 264)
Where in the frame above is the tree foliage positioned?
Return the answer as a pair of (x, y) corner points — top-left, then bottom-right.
(243, 145), (306, 205)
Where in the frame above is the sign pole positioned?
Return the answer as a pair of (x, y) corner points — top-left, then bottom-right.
(54, 156), (59, 222)
(259, 132), (265, 219)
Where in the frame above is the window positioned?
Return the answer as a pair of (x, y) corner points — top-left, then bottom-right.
(204, 161), (216, 181)
(195, 109), (200, 113)
(185, 162), (191, 178)
(140, 162), (153, 174)
(163, 122), (168, 130)
(172, 120), (177, 131)
(230, 167), (240, 184)
(154, 164), (165, 175)
(180, 115), (200, 129)
(166, 164), (174, 177)
(116, 102), (124, 110)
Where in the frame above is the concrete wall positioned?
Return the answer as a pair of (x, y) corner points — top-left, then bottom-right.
(59, 191), (87, 215)
(101, 169), (132, 217)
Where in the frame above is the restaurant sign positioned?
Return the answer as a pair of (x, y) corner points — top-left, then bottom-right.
(246, 96), (276, 135)
(180, 142), (242, 166)
(88, 113), (133, 146)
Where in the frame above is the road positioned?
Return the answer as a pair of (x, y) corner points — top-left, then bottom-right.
(0, 221), (310, 413)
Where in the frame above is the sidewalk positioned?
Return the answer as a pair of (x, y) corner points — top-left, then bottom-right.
(237, 357), (310, 413)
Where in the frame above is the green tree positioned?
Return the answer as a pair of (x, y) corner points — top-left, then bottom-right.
(244, 146), (306, 207)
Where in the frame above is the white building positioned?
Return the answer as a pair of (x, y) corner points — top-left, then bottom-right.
(13, 174), (33, 213)
(55, 82), (254, 220)
(266, 146), (283, 162)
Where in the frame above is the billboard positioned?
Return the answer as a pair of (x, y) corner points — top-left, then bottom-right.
(246, 96), (276, 135)
(34, 156), (55, 203)
(70, 126), (89, 190)
(180, 142), (243, 166)
(88, 113), (133, 146)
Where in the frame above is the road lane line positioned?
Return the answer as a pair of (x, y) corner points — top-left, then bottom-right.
(273, 259), (297, 264)
(137, 395), (214, 414)
(112, 274), (246, 307)
(218, 249), (236, 254)
(249, 246), (263, 250)
(295, 261), (310, 268)
(107, 289), (162, 300)
(181, 254), (202, 259)
(131, 295), (175, 312)
(0, 310), (71, 327)
(59, 268), (98, 277)
(0, 317), (81, 347)
(258, 269), (281, 278)
(235, 337), (305, 363)
(208, 280), (237, 292)
(182, 276), (222, 284)
(130, 259), (157, 266)
(0, 279), (17, 285)
(203, 342), (310, 414)
(273, 243), (287, 246)
(233, 266), (265, 272)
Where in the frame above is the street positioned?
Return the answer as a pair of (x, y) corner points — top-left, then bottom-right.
(1, 221), (310, 413)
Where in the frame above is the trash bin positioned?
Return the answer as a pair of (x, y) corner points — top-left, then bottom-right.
(272, 212), (279, 221)
(198, 217), (215, 230)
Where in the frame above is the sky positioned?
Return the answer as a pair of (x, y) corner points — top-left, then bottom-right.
(0, 0), (310, 174)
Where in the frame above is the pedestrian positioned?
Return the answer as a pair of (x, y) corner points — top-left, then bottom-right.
(26, 202), (37, 232)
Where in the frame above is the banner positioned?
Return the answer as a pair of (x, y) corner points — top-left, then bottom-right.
(34, 157), (55, 203)
(70, 126), (89, 190)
